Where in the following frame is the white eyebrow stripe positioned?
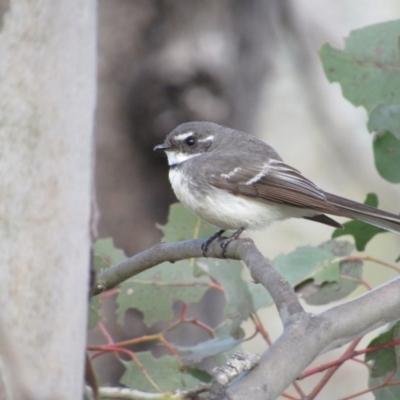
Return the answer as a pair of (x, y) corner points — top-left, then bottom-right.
(246, 164), (270, 185)
(198, 135), (214, 142)
(174, 131), (194, 141)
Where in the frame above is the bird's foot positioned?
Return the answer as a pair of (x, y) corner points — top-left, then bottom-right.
(201, 230), (225, 257)
(220, 227), (245, 258)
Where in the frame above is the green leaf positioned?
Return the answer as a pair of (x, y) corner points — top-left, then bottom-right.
(93, 238), (127, 268)
(296, 259), (362, 305)
(196, 258), (260, 335)
(320, 20), (400, 112)
(248, 280), (273, 313)
(312, 260), (340, 286)
(214, 320), (245, 340)
(368, 103), (400, 140)
(117, 204), (218, 327)
(88, 294), (101, 329)
(116, 255), (268, 331)
(88, 254), (110, 329)
(116, 203), (270, 330)
(120, 352), (203, 392)
(117, 203), (271, 330)
(321, 22), (400, 183)
(373, 384), (400, 400)
(211, 322), (245, 366)
(176, 337), (242, 363)
(272, 244), (336, 285)
(332, 193), (386, 250)
(367, 321), (400, 399)
(366, 321), (400, 377)
(185, 367), (212, 383)
(373, 131), (400, 183)
(117, 259), (210, 327)
(158, 203), (216, 242)
(92, 253), (111, 272)
(318, 239), (355, 258)
(89, 239), (127, 329)
(289, 240), (362, 305)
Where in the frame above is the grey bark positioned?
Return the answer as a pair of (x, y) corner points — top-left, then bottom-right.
(0, 1), (96, 398)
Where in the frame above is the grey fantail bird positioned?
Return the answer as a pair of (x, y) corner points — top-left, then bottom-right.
(154, 121), (400, 254)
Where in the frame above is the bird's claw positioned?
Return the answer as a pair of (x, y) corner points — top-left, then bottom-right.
(201, 227), (245, 258)
(220, 227), (245, 258)
(201, 242), (209, 257)
(202, 229), (225, 257)
(220, 238), (233, 258)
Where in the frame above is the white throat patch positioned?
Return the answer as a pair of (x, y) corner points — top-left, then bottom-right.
(165, 150), (200, 166)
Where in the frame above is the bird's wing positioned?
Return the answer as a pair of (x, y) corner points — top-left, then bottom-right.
(209, 158), (345, 216)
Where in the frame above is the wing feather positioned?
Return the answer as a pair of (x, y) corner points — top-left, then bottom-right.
(210, 160), (346, 216)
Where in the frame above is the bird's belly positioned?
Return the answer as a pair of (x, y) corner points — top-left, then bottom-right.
(169, 168), (294, 230)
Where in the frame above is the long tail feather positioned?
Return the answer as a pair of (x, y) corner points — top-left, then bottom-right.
(325, 192), (400, 234)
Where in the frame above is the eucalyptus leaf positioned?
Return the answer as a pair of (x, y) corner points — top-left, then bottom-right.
(93, 237), (127, 267)
(196, 258), (258, 335)
(157, 203), (216, 242)
(120, 352), (203, 392)
(117, 259), (210, 327)
(290, 240), (362, 305)
(90, 239), (128, 329)
(367, 321), (400, 399)
(320, 20), (400, 111)
(368, 104), (400, 140)
(373, 131), (400, 183)
(332, 194), (386, 250)
(366, 321), (400, 378)
(296, 259), (363, 305)
(88, 295), (101, 329)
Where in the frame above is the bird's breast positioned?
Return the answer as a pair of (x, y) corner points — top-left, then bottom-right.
(168, 167), (292, 230)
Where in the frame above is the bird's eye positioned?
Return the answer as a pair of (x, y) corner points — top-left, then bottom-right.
(185, 137), (196, 146)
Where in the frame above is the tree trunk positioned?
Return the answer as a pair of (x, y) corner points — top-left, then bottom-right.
(0, 1), (96, 398)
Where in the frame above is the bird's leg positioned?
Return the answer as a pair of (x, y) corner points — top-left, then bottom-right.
(202, 229), (225, 257)
(221, 227), (245, 258)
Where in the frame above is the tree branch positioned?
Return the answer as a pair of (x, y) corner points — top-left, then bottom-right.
(94, 237), (304, 324)
(226, 276), (400, 400)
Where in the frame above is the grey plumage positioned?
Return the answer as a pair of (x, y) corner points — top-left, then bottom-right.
(155, 121), (400, 236)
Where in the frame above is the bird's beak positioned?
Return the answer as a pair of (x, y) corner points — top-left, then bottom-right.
(154, 142), (171, 153)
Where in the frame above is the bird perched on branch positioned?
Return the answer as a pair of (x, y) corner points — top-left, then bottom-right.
(155, 121), (400, 255)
